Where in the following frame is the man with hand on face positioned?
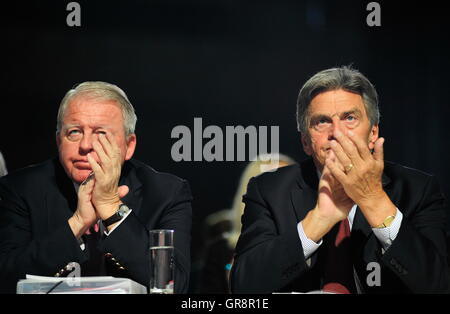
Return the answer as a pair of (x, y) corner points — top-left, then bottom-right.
(0, 82), (192, 293)
(230, 66), (449, 293)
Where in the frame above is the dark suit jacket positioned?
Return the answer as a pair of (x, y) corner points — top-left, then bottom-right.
(0, 158), (192, 294)
(230, 158), (449, 293)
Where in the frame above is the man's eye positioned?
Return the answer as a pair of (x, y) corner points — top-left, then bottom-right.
(67, 130), (82, 141)
(97, 131), (107, 135)
(318, 119), (328, 124)
(346, 115), (356, 121)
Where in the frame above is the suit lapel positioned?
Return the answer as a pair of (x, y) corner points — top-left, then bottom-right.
(290, 159), (319, 222)
(45, 159), (78, 233)
(118, 161), (143, 217)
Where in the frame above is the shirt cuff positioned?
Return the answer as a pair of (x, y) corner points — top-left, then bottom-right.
(297, 221), (322, 260)
(79, 238), (86, 251)
(372, 208), (403, 252)
(103, 209), (133, 236)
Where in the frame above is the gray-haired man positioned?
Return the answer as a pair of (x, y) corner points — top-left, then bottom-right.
(0, 82), (192, 293)
(231, 66), (448, 293)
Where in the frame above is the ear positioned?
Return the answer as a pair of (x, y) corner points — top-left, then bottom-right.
(301, 133), (313, 156)
(368, 124), (379, 150)
(125, 134), (137, 160)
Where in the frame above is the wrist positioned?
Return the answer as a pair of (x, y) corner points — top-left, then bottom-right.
(358, 190), (389, 211)
(358, 192), (397, 227)
(95, 199), (122, 220)
(68, 215), (89, 239)
(302, 207), (338, 242)
(102, 203), (130, 231)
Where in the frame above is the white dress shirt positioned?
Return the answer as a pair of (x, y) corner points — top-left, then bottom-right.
(297, 205), (402, 260)
(297, 169), (402, 260)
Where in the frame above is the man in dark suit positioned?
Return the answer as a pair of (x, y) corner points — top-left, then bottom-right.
(0, 82), (192, 293)
(230, 67), (449, 293)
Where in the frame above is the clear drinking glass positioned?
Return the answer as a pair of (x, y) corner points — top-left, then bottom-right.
(149, 229), (174, 294)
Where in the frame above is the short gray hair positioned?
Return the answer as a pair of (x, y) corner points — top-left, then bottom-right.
(56, 81), (137, 136)
(296, 66), (380, 134)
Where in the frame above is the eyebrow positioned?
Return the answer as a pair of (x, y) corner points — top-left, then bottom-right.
(63, 124), (80, 130)
(63, 124), (113, 130)
(310, 108), (363, 121)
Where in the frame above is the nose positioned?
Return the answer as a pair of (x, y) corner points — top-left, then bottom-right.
(79, 132), (94, 155)
(328, 118), (343, 141)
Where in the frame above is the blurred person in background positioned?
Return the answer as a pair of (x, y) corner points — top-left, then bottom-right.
(199, 153), (295, 293)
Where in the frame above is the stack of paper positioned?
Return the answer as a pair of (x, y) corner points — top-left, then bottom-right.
(17, 275), (147, 294)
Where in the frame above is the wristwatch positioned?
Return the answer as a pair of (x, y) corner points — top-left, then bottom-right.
(102, 204), (130, 227)
(375, 214), (396, 228)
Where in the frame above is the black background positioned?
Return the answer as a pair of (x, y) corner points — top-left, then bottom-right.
(1, 0), (449, 292)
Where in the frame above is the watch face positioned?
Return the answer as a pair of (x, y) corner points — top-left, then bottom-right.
(118, 205), (129, 217)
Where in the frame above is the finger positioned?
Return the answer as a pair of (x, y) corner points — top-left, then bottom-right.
(78, 176), (95, 201)
(373, 137), (385, 161)
(100, 133), (123, 176)
(100, 133), (123, 181)
(92, 140), (109, 171)
(87, 152), (104, 177)
(325, 156), (348, 186)
(323, 155), (343, 186)
(347, 130), (372, 161)
(334, 130), (363, 166)
(330, 140), (351, 171)
(79, 175), (95, 193)
(118, 185), (129, 198)
(98, 133), (115, 159)
(103, 132), (122, 161)
(81, 171), (95, 186)
(319, 164), (332, 191)
(321, 161), (330, 176)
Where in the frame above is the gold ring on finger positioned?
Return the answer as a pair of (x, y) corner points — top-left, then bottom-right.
(344, 163), (354, 173)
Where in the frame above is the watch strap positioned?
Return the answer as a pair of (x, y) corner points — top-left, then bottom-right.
(102, 204), (129, 227)
(375, 215), (396, 229)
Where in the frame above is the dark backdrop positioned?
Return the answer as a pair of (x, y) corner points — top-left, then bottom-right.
(1, 0), (449, 292)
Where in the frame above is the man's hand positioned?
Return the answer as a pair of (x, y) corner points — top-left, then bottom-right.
(87, 132), (129, 220)
(302, 152), (353, 242)
(68, 174), (98, 239)
(326, 130), (396, 227)
(316, 160), (354, 223)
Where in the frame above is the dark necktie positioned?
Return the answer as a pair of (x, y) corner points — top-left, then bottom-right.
(321, 218), (356, 294)
(81, 222), (105, 276)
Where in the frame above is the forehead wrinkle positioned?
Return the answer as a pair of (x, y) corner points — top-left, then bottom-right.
(310, 91), (366, 118)
(66, 106), (121, 120)
(310, 107), (363, 120)
(67, 96), (122, 116)
(63, 122), (115, 131)
(63, 99), (123, 130)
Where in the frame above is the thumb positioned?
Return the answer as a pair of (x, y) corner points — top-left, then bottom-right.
(373, 137), (385, 161)
(319, 164), (332, 188)
(78, 176), (95, 199)
(321, 162), (331, 178)
(118, 185), (130, 199)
